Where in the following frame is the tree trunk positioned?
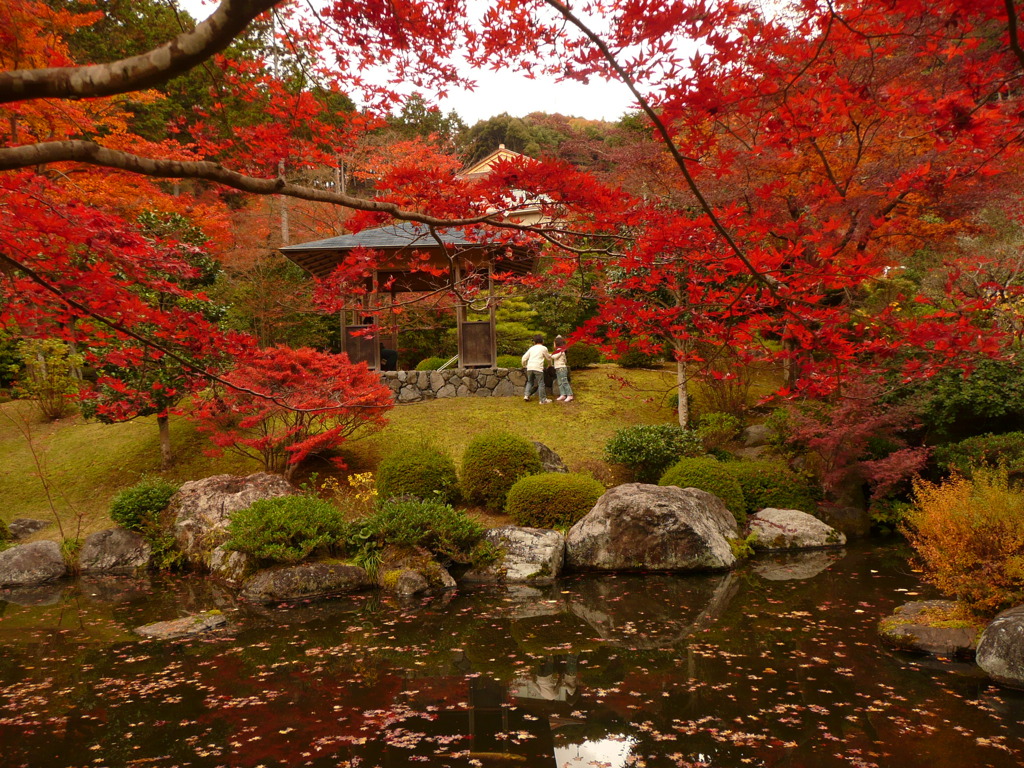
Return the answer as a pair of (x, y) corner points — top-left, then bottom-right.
(157, 414), (172, 470)
(676, 356), (690, 429)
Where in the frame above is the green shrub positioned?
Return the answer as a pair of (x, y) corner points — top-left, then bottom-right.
(225, 495), (347, 564)
(496, 354), (522, 369)
(506, 473), (605, 529)
(109, 477), (180, 532)
(721, 460), (818, 515)
(416, 356), (448, 371)
(604, 423), (703, 483)
(906, 467), (1024, 616)
(376, 444), (460, 504)
(568, 343), (602, 369)
(696, 412), (743, 453)
(934, 432), (1024, 478)
(659, 457), (748, 525)
(461, 431), (543, 511)
(616, 347), (660, 368)
(15, 338), (83, 420)
(342, 498), (487, 568)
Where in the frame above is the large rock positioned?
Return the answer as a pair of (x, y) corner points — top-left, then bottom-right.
(7, 518), (51, 540)
(878, 600), (982, 658)
(565, 484), (737, 572)
(462, 527), (565, 585)
(79, 528), (151, 573)
(135, 611), (228, 640)
(0, 541), (67, 587)
(977, 605), (1024, 688)
(749, 508), (846, 551)
(240, 561), (372, 604)
(170, 473), (296, 568)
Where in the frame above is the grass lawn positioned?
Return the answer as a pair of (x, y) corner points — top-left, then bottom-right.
(0, 364), (777, 541)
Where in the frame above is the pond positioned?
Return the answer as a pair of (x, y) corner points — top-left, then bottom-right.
(1, 542), (1022, 768)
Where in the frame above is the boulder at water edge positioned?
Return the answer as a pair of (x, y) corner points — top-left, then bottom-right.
(749, 508), (846, 551)
(461, 526), (565, 585)
(0, 541), (67, 587)
(977, 605), (1024, 689)
(240, 561), (372, 604)
(377, 546), (456, 596)
(79, 528), (151, 573)
(135, 611), (228, 640)
(170, 473), (296, 569)
(565, 483), (737, 572)
(878, 600), (982, 658)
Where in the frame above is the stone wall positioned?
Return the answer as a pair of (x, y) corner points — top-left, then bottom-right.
(381, 368), (528, 403)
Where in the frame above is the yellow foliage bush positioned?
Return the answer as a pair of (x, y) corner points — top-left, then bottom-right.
(905, 467), (1024, 617)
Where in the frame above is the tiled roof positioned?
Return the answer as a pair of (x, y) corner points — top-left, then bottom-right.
(281, 222), (478, 253)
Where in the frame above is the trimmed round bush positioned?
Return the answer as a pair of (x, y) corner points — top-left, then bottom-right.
(496, 354), (522, 369)
(461, 431), (544, 512)
(604, 423), (703, 483)
(506, 472), (605, 529)
(721, 460), (819, 515)
(616, 347), (660, 368)
(568, 343), (602, 369)
(416, 356), (447, 371)
(225, 496), (347, 564)
(376, 445), (460, 504)
(109, 477), (180, 532)
(659, 457), (747, 525)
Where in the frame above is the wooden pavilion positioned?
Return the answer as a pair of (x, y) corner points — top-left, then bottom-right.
(280, 222), (537, 370)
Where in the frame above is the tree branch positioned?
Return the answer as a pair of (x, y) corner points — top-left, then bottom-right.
(0, 0), (281, 104)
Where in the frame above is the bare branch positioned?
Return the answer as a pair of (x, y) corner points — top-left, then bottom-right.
(0, 0), (281, 104)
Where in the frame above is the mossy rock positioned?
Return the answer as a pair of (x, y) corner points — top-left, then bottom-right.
(877, 600), (984, 658)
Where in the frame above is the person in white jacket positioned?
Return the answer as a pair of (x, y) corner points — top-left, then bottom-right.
(521, 334), (552, 403)
(551, 335), (574, 402)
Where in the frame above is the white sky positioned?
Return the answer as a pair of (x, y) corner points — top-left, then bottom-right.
(177, 0), (637, 125)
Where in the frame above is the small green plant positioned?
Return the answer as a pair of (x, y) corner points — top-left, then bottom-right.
(505, 472), (605, 529)
(728, 532), (758, 560)
(905, 467), (1024, 616)
(109, 477), (180, 532)
(659, 457), (748, 525)
(377, 444), (460, 504)
(721, 460), (819, 515)
(416, 356), (448, 371)
(461, 430), (543, 511)
(342, 498), (488, 569)
(60, 537), (83, 570)
(604, 423), (704, 483)
(0, 518), (9, 542)
(225, 496), (347, 564)
(15, 338), (83, 420)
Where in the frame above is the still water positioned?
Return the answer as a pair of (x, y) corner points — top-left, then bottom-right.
(1, 543), (1022, 768)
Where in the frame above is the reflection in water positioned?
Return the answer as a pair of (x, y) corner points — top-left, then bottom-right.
(751, 548), (846, 581)
(1, 543), (1023, 768)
